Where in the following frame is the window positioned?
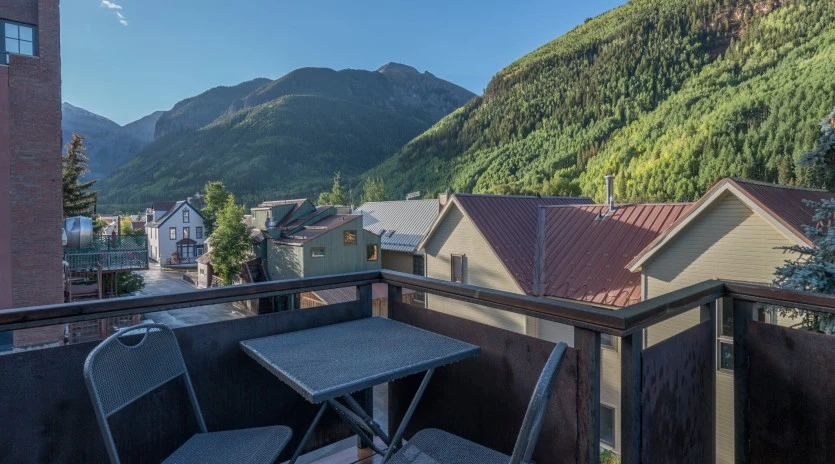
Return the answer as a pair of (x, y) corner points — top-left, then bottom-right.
(311, 247), (325, 258)
(169, 227), (176, 240)
(367, 244), (379, 261)
(413, 255), (425, 276)
(600, 404), (616, 447)
(196, 226), (203, 239)
(182, 209), (190, 223)
(344, 230), (357, 245)
(717, 303), (776, 373)
(601, 333), (617, 351)
(2, 21), (36, 64)
(195, 245), (205, 256)
(451, 254), (466, 283)
(183, 227), (190, 239)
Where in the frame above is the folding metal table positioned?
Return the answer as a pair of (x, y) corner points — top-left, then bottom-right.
(240, 316), (480, 463)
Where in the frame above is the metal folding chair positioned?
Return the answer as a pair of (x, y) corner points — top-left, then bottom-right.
(386, 341), (568, 464)
(84, 323), (292, 464)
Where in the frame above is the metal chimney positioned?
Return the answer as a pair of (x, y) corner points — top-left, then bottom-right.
(604, 174), (615, 211)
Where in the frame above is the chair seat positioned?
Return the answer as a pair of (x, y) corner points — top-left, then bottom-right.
(388, 428), (510, 464)
(162, 425), (292, 464)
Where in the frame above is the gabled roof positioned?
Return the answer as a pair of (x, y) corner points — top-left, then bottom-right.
(355, 199), (440, 253)
(150, 201), (205, 228)
(275, 215), (362, 246)
(419, 193), (594, 294)
(627, 178), (835, 272)
(151, 201), (177, 212)
(538, 203), (691, 307)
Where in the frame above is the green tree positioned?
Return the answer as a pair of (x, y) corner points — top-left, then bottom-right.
(102, 272), (145, 296)
(318, 172), (347, 205)
(211, 198), (252, 285)
(119, 216), (145, 236)
(62, 133), (97, 217)
(202, 181), (232, 235)
(361, 177), (386, 203)
(773, 198), (835, 334)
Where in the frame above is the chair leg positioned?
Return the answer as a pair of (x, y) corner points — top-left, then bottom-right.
(382, 368), (435, 463)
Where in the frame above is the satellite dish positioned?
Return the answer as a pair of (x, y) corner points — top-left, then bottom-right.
(405, 191), (421, 200)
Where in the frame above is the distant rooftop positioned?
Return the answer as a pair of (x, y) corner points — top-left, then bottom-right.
(538, 203), (691, 307)
(355, 199), (440, 253)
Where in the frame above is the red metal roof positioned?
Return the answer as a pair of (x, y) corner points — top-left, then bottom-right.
(453, 194), (593, 294)
(731, 178), (835, 243)
(539, 203), (691, 307)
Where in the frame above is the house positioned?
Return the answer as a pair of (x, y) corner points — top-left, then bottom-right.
(418, 190), (691, 454)
(627, 177), (835, 463)
(355, 198), (441, 276)
(251, 199), (381, 310)
(146, 200), (207, 267)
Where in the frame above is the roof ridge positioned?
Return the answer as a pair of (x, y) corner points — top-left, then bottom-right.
(730, 177), (830, 193)
(540, 202), (694, 209)
(454, 193), (591, 200)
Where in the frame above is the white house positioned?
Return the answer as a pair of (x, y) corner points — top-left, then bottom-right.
(146, 200), (206, 267)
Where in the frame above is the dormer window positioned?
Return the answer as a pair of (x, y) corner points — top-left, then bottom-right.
(2, 21), (36, 65)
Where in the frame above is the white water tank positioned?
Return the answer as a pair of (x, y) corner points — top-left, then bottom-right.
(64, 216), (93, 248)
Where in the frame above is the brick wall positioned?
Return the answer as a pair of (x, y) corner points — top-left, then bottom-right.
(1, 0), (65, 345)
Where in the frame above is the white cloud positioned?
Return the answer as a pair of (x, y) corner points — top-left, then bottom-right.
(100, 0), (122, 10)
(100, 1), (128, 26)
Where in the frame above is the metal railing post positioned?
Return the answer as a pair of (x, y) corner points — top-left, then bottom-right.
(620, 330), (642, 464)
(355, 282), (375, 449)
(701, 300), (718, 464)
(733, 298), (753, 464)
(387, 284), (402, 319)
(575, 326), (601, 464)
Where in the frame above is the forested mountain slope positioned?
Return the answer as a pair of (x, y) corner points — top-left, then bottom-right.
(96, 63), (474, 211)
(371, 0), (835, 202)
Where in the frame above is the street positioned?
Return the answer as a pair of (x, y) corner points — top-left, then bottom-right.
(137, 263), (246, 328)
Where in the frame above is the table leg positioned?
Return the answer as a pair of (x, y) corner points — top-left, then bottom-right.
(343, 393), (391, 445)
(328, 399), (387, 455)
(289, 402), (328, 464)
(381, 368), (435, 463)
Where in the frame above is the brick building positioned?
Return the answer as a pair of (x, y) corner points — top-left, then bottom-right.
(0, 0), (64, 345)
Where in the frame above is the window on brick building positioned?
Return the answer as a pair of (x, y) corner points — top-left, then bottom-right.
(2, 21), (36, 65)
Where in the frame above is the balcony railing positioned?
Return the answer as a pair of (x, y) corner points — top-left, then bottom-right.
(64, 235), (149, 271)
(0, 270), (833, 463)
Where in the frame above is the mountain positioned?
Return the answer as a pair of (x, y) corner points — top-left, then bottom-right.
(62, 103), (163, 180)
(96, 63), (474, 211)
(154, 78), (271, 139)
(370, 0), (835, 202)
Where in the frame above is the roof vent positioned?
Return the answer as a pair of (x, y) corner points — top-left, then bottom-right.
(604, 174), (616, 212)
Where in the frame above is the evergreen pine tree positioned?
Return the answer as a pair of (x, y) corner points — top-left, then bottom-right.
(773, 198), (835, 334)
(62, 133), (98, 217)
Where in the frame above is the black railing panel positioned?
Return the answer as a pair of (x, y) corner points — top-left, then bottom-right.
(388, 301), (579, 464)
(747, 320), (835, 463)
(0, 301), (367, 463)
(641, 319), (715, 463)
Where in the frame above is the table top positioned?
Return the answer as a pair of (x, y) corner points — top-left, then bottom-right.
(240, 317), (480, 403)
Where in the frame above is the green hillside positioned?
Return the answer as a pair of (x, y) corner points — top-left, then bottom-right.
(96, 64), (474, 212)
(371, 0), (835, 202)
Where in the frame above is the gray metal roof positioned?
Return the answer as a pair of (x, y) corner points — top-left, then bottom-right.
(355, 199), (440, 253)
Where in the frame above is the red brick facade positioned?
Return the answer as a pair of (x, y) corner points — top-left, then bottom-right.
(0, 0), (64, 344)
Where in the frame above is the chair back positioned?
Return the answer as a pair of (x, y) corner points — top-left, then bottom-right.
(83, 323), (207, 464)
(509, 341), (568, 464)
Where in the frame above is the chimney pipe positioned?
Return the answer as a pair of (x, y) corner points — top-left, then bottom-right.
(605, 174), (615, 211)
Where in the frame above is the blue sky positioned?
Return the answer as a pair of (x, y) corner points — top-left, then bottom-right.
(61, 0), (625, 125)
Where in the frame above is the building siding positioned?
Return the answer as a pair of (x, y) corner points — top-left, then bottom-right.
(382, 250), (414, 274)
(301, 224), (381, 277)
(424, 205), (527, 333)
(642, 192), (799, 464)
